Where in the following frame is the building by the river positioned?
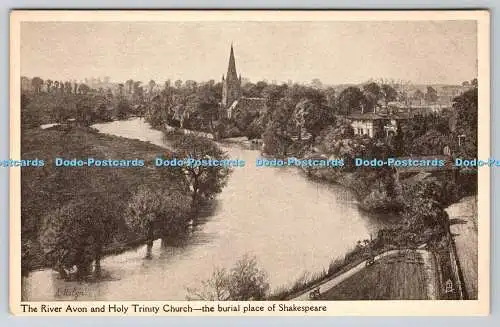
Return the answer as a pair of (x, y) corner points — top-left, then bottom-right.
(220, 44), (267, 119)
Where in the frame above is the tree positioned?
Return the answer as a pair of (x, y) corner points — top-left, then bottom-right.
(186, 267), (231, 300)
(362, 82), (382, 112)
(125, 79), (134, 95)
(337, 86), (366, 116)
(133, 81), (144, 102)
(453, 87), (477, 157)
(64, 81), (73, 94)
(324, 86), (336, 108)
(187, 254), (269, 300)
(125, 186), (191, 258)
(413, 89), (424, 105)
(424, 86), (438, 103)
(21, 93), (30, 109)
(76, 96), (92, 125)
(262, 98), (295, 156)
(410, 130), (449, 156)
(78, 83), (90, 95)
(402, 180), (450, 236)
(193, 84), (220, 132)
(31, 77), (44, 93)
(262, 84), (287, 113)
(148, 79), (156, 94)
(115, 99), (131, 120)
(380, 84), (398, 107)
(311, 78), (323, 89)
(170, 134), (230, 209)
(294, 99), (332, 141)
(46, 79), (53, 93)
(40, 197), (118, 280)
(118, 83), (124, 98)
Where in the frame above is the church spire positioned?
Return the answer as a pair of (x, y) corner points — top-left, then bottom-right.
(222, 43), (241, 108)
(226, 43), (238, 82)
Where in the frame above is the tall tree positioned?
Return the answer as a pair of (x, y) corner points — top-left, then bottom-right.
(148, 79), (156, 97)
(125, 79), (134, 95)
(337, 86), (366, 116)
(46, 79), (53, 93)
(78, 83), (90, 95)
(381, 84), (398, 108)
(31, 77), (44, 93)
(413, 89), (425, 105)
(453, 87), (478, 157)
(169, 134), (230, 209)
(125, 186), (191, 257)
(362, 82), (382, 112)
(324, 86), (336, 108)
(40, 196), (119, 280)
(424, 86), (438, 103)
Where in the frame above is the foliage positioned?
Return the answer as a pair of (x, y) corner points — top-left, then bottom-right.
(40, 196), (119, 279)
(21, 127), (190, 274)
(452, 87), (478, 158)
(362, 82), (382, 111)
(401, 179), (449, 233)
(410, 129), (450, 156)
(336, 86), (367, 115)
(294, 99), (333, 140)
(169, 134), (230, 205)
(187, 254), (270, 301)
(262, 99), (296, 156)
(397, 113), (451, 156)
(424, 86), (438, 103)
(125, 185), (191, 250)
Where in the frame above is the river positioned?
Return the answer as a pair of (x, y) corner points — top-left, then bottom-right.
(25, 118), (393, 301)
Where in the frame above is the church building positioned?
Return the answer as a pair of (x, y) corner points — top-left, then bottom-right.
(220, 44), (267, 119)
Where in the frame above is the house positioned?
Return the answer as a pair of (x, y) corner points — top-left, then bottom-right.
(346, 112), (389, 138)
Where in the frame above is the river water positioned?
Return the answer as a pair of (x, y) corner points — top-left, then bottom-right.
(25, 118), (392, 301)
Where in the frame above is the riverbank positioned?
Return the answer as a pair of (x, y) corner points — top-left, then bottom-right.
(150, 121), (472, 302)
(313, 250), (433, 300)
(21, 124), (193, 276)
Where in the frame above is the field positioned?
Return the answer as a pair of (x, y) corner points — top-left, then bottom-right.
(319, 251), (429, 300)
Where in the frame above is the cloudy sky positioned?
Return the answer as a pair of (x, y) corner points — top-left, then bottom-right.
(20, 20), (477, 85)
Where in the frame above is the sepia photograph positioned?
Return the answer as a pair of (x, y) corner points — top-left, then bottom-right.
(10, 10), (490, 315)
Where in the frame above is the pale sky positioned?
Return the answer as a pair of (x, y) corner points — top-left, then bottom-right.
(20, 20), (477, 85)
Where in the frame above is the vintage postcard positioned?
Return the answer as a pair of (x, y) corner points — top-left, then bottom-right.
(9, 10), (490, 316)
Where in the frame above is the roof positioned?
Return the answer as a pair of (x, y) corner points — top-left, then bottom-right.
(233, 97), (267, 115)
(347, 112), (388, 120)
(389, 112), (414, 120)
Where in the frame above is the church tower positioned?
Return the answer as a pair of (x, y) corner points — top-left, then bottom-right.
(222, 44), (241, 108)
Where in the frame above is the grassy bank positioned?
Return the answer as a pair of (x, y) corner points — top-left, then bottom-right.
(21, 125), (190, 273)
(319, 251), (428, 300)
